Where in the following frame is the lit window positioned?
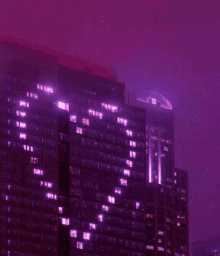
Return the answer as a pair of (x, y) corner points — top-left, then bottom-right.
(83, 232), (90, 240)
(20, 133), (26, 139)
(158, 247), (164, 251)
(8, 141), (11, 146)
(5, 195), (9, 201)
(126, 130), (133, 137)
(164, 146), (168, 151)
(177, 215), (180, 219)
(102, 103), (117, 112)
(57, 101), (69, 111)
(31, 157), (38, 164)
(70, 230), (77, 238)
(19, 101), (29, 107)
(117, 117), (128, 126)
(130, 141), (136, 147)
(19, 122), (26, 128)
(46, 193), (54, 199)
(88, 109), (103, 119)
(158, 239), (162, 243)
(98, 214), (103, 222)
(31, 146), (33, 151)
(136, 202), (140, 209)
(61, 218), (69, 225)
(26, 92), (29, 97)
(76, 127), (83, 134)
(123, 169), (130, 177)
(59, 207), (63, 214)
(102, 205), (109, 212)
(126, 160), (133, 167)
(174, 172), (177, 176)
(129, 151), (136, 158)
(33, 169), (43, 175)
(146, 214), (154, 218)
(47, 182), (52, 188)
(146, 245), (154, 250)
(108, 196), (115, 204)
(177, 222), (180, 226)
(89, 223), (96, 230)
(70, 115), (77, 122)
(152, 98), (157, 104)
(174, 179), (177, 184)
(76, 241), (83, 249)
(34, 94), (38, 99)
(158, 231), (164, 235)
(82, 118), (89, 126)
(44, 86), (53, 93)
(115, 187), (121, 194)
(120, 179), (127, 186)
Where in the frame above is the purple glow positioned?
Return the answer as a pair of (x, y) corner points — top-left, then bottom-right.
(88, 109), (103, 119)
(129, 151), (136, 158)
(82, 118), (89, 126)
(136, 202), (140, 209)
(102, 103), (117, 112)
(115, 187), (121, 194)
(123, 169), (130, 177)
(70, 230), (77, 238)
(44, 86), (54, 93)
(20, 133), (26, 139)
(19, 101), (29, 107)
(57, 101), (69, 111)
(126, 159), (133, 167)
(59, 207), (63, 214)
(152, 98), (157, 104)
(89, 223), (96, 230)
(70, 115), (77, 122)
(146, 245), (154, 250)
(76, 127), (83, 134)
(33, 168), (43, 175)
(20, 122), (26, 128)
(158, 247), (165, 252)
(126, 130), (133, 137)
(98, 215), (103, 222)
(129, 141), (136, 147)
(102, 205), (109, 212)
(108, 196), (115, 204)
(117, 117), (128, 126)
(83, 232), (90, 240)
(76, 242), (83, 249)
(61, 218), (69, 225)
(120, 178), (127, 186)
(31, 157), (38, 164)
(158, 231), (164, 235)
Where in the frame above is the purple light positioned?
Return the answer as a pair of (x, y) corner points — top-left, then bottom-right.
(123, 169), (130, 177)
(129, 141), (136, 147)
(88, 109), (103, 119)
(98, 215), (103, 222)
(108, 196), (115, 204)
(117, 117), (128, 126)
(152, 98), (157, 104)
(20, 133), (26, 139)
(57, 101), (69, 111)
(44, 86), (54, 93)
(70, 115), (76, 122)
(61, 218), (69, 225)
(126, 130), (133, 137)
(102, 205), (109, 212)
(120, 178), (127, 186)
(70, 230), (77, 237)
(33, 169), (43, 175)
(59, 207), (63, 214)
(136, 202), (140, 209)
(83, 232), (90, 240)
(89, 223), (96, 230)
(20, 122), (26, 128)
(102, 103), (118, 112)
(126, 160), (133, 167)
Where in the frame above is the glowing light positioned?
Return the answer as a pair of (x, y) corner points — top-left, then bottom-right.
(20, 122), (26, 128)
(20, 133), (26, 139)
(44, 86), (53, 93)
(19, 101), (29, 107)
(83, 232), (90, 240)
(174, 172), (177, 176)
(117, 117), (128, 126)
(158, 247), (164, 252)
(152, 98), (157, 104)
(102, 205), (109, 212)
(89, 223), (96, 230)
(126, 130), (133, 137)
(108, 196), (115, 204)
(16, 111), (26, 117)
(57, 101), (69, 111)
(88, 109), (103, 119)
(130, 141), (136, 147)
(59, 207), (63, 214)
(158, 231), (164, 235)
(120, 179), (127, 186)
(82, 118), (89, 126)
(102, 103), (117, 112)
(61, 218), (69, 225)
(31, 157), (38, 164)
(126, 160), (133, 167)
(146, 214), (154, 218)
(129, 151), (136, 158)
(70, 115), (77, 122)
(70, 230), (77, 237)
(76, 242), (83, 249)
(136, 202), (140, 209)
(123, 169), (130, 177)
(76, 127), (83, 134)
(33, 169), (43, 175)
(115, 187), (121, 194)
(98, 215), (103, 222)
(146, 245), (154, 250)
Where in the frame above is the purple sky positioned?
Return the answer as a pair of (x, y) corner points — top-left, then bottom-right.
(1, 0), (220, 252)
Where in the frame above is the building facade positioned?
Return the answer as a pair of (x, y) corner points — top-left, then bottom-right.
(0, 41), (188, 256)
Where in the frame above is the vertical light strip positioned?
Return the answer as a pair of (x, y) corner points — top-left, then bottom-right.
(158, 129), (162, 185)
(148, 127), (152, 183)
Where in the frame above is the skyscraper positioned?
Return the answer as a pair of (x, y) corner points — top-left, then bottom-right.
(0, 41), (188, 256)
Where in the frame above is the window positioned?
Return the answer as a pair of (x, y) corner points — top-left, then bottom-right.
(158, 247), (164, 251)
(20, 133), (26, 139)
(37, 84), (53, 93)
(146, 245), (154, 250)
(102, 205), (109, 212)
(108, 196), (115, 204)
(57, 101), (69, 111)
(177, 222), (180, 226)
(70, 115), (77, 122)
(16, 111), (26, 117)
(82, 118), (89, 126)
(98, 215), (103, 222)
(19, 101), (29, 107)
(61, 218), (69, 225)
(76, 241), (83, 249)
(158, 231), (164, 235)
(136, 202), (140, 209)
(129, 151), (136, 158)
(31, 157), (38, 164)
(126, 160), (133, 167)
(120, 179), (127, 186)
(174, 180), (177, 184)
(88, 109), (103, 119)
(158, 239), (162, 243)
(76, 127), (83, 134)
(59, 207), (63, 214)
(89, 223), (96, 230)
(130, 141), (136, 147)
(152, 98), (157, 104)
(20, 122), (26, 128)
(126, 130), (133, 137)
(117, 117), (128, 126)
(23, 145), (33, 151)
(102, 103), (117, 112)
(174, 172), (177, 176)
(33, 169), (43, 175)
(124, 169), (130, 177)
(83, 232), (90, 240)
(70, 230), (77, 238)
(115, 187), (121, 194)
(164, 146), (168, 151)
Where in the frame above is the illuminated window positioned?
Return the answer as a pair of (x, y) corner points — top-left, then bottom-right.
(20, 133), (26, 139)
(83, 232), (90, 240)
(177, 222), (180, 226)
(129, 151), (136, 158)
(46, 193), (54, 199)
(34, 94), (38, 99)
(62, 218), (69, 225)
(177, 215), (180, 219)
(76, 127), (83, 134)
(102, 103), (117, 112)
(19, 122), (26, 128)
(76, 241), (83, 249)
(146, 214), (154, 218)
(108, 196), (115, 204)
(158, 231), (164, 235)
(181, 216), (186, 220)
(16, 110), (26, 117)
(158, 239), (162, 243)
(8, 141), (11, 146)
(37, 84), (43, 90)
(158, 247), (164, 251)
(174, 172), (177, 176)
(98, 215), (103, 222)
(88, 109), (103, 119)
(102, 205), (109, 212)
(126, 130), (133, 137)
(117, 117), (127, 126)
(82, 118), (89, 126)
(136, 202), (140, 209)
(130, 141), (136, 147)
(164, 146), (168, 151)
(174, 179), (177, 184)
(152, 98), (157, 104)
(44, 86), (53, 93)
(57, 101), (69, 111)
(89, 223), (97, 230)
(59, 207), (63, 214)
(120, 179), (127, 186)
(70, 230), (77, 238)
(115, 187), (121, 194)
(19, 101), (29, 107)
(70, 115), (77, 122)
(31, 157), (38, 164)
(123, 169), (130, 177)
(47, 182), (52, 188)
(146, 245), (154, 250)
(126, 160), (133, 167)
(33, 169), (43, 175)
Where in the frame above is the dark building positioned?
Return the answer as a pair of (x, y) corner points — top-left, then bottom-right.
(0, 41), (188, 256)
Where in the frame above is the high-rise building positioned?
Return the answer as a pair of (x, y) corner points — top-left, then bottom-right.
(0, 41), (189, 256)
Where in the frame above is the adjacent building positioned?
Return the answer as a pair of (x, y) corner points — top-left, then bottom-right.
(0, 41), (188, 256)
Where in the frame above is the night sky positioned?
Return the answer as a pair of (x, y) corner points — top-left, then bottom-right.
(1, 0), (220, 253)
